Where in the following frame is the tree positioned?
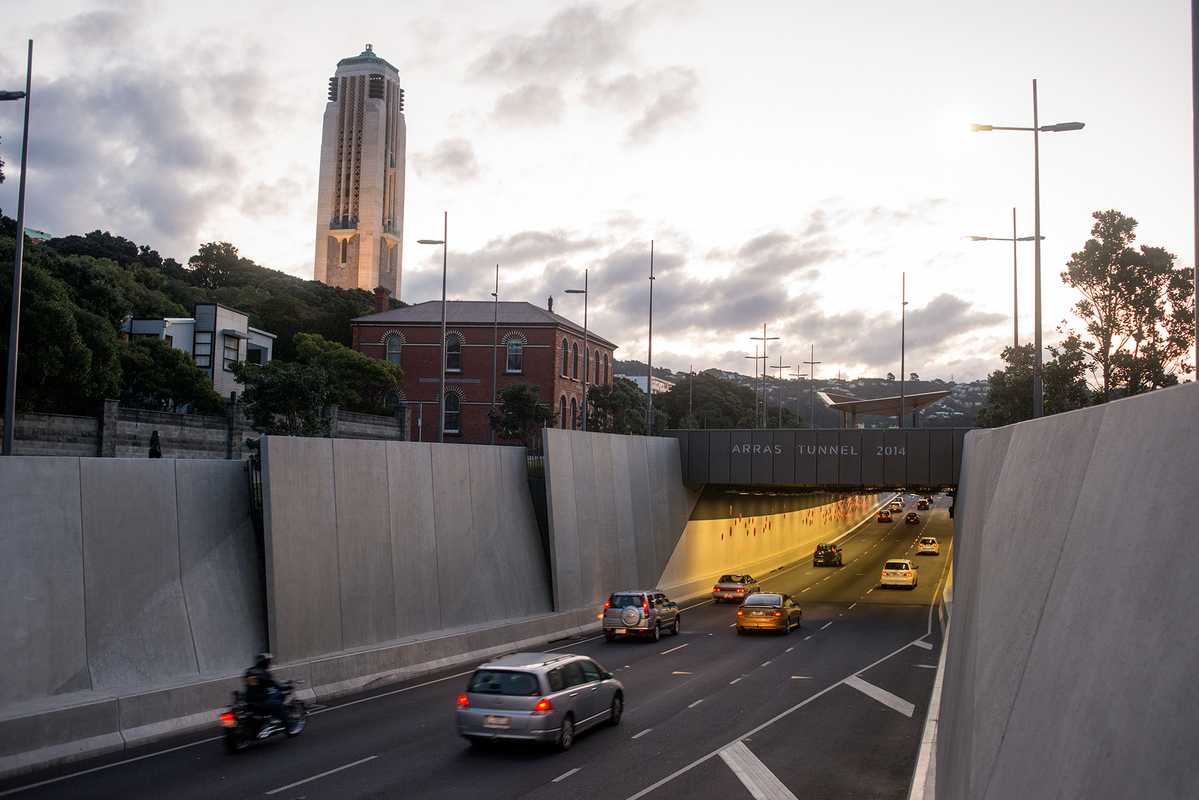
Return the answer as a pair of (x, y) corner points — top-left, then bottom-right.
(1062, 210), (1196, 399)
(187, 241), (251, 290)
(653, 371), (758, 429)
(910, 372), (919, 381)
(491, 384), (555, 448)
(234, 360), (331, 436)
(292, 332), (403, 414)
(885, 372), (896, 381)
(120, 338), (224, 414)
(587, 377), (648, 434)
(976, 337), (1093, 427)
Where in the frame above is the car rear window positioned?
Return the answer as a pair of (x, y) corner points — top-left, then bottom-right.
(920, 538), (936, 544)
(884, 561), (910, 570)
(815, 545), (829, 552)
(468, 670), (540, 696)
(718, 575), (743, 583)
(744, 593), (782, 606)
(609, 593), (644, 608)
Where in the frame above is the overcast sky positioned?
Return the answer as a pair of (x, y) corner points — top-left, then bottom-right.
(1, 0), (1193, 381)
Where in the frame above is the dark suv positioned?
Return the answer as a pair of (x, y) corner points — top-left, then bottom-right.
(602, 591), (681, 642)
(812, 543), (843, 567)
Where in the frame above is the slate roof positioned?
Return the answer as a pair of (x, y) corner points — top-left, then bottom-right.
(353, 300), (618, 349)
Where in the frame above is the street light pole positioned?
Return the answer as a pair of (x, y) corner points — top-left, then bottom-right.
(790, 368), (808, 428)
(1194, 0), (1199, 375)
(646, 241), (655, 434)
(802, 345), (820, 429)
(899, 272), (908, 429)
(417, 211), (448, 443)
(565, 269), (589, 431)
(966, 214), (1041, 352)
(750, 324), (779, 428)
(772, 356), (792, 427)
(743, 348), (764, 426)
(490, 263), (499, 445)
(2, 40), (32, 457)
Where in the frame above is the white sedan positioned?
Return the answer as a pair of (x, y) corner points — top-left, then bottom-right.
(880, 559), (918, 589)
(916, 537), (940, 556)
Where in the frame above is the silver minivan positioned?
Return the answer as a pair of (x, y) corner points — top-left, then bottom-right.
(456, 653), (624, 751)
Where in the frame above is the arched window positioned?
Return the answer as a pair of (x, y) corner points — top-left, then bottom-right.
(603, 353), (609, 384)
(505, 340), (523, 373)
(384, 333), (402, 365)
(561, 338), (569, 376)
(569, 397), (578, 429)
(572, 343), (579, 379)
(559, 395), (567, 429)
(444, 392), (461, 434)
(594, 354), (600, 386)
(445, 334), (462, 372)
(339, 239), (348, 263)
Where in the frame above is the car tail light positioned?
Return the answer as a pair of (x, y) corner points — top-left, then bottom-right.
(534, 698), (553, 713)
(642, 598), (650, 614)
(456, 693), (470, 708)
(220, 711), (235, 727)
(736, 587), (745, 593)
(771, 610), (783, 617)
(712, 586), (721, 592)
(904, 572), (913, 578)
(736, 609), (744, 616)
(603, 600), (610, 610)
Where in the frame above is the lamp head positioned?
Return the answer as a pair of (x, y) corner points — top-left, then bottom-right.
(417, 239), (445, 245)
(970, 123), (993, 132)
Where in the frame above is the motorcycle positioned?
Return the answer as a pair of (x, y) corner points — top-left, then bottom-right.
(220, 680), (308, 753)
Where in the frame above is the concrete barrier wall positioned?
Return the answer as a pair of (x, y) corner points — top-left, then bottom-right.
(260, 436), (552, 663)
(937, 382), (1199, 800)
(0, 457), (264, 707)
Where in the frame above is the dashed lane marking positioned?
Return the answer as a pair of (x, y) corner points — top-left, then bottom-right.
(730, 677), (743, 685)
(660, 643), (689, 655)
(790, 676), (812, 680)
(913, 640), (933, 650)
(847, 603), (857, 610)
(843, 674), (916, 717)
(819, 622), (833, 631)
(688, 699), (705, 709)
(672, 671), (693, 676)
(914, 664), (937, 669)
(265, 755), (379, 796)
(784, 647), (794, 653)
(800, 587), (811, 593)
(803, 636), (812, 641)
(632, 728), (654, 740)
(761, 660), (772, 667)
(552, 768), (581, 783)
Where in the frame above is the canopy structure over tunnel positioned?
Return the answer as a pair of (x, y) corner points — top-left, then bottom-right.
(818, 389), (952, 428)
(669, 427), (970, 489)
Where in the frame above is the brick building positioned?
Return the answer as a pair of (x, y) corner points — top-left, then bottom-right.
(352, 296), (618, 444)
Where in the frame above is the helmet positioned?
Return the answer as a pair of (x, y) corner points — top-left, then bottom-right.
(255, 651), (273, 669)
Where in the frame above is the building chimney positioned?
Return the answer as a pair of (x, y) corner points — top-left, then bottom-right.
(374, 286), (391, 314)
(547, 296), (554, 313)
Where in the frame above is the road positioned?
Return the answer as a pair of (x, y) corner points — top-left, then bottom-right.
(0, 495), (953, 800)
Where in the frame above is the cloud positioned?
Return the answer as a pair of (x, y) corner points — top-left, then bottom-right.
(491, 84), (566, 126)
(469, 3), (640, 81)
(413, 138), (481, 183)
(586, 67), (700, 144)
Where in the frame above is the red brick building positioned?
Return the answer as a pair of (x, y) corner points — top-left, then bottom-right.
(352, 297), (618, 444)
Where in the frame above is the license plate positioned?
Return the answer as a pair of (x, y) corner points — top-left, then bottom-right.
(483, 715), (510, 729)
(614, 628), (626, 634)
(752, 610), (765, 616)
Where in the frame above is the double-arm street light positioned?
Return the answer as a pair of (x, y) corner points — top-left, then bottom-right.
(967, 208), (1043, 351)
(2, 40), (32, 456)
(898, 272), (909, 429)
(771, 355), (792, 427)
(565, 269), (589, 431)
(417, 211), (449, 443)
(973, 80), (1085, 418)
(750, 325), (779, 428)
(645, 241), (655, 433)
(802, 345), (820, 429)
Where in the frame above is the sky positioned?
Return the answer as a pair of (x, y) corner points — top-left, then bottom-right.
(1, 0), (1193, 381)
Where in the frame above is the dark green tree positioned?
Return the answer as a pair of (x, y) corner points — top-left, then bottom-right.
(654, 371), (758, 429)
(120, 338), (224, 414)
(1062, 210), (1195, 399)
(187, 241), (252, 290)
(491, 384), (555, 448)
(587, 377), (648, 434)
(292, 332), (403, 414)
(234, 360), (331, 436)
(976, 337), (1093, 427)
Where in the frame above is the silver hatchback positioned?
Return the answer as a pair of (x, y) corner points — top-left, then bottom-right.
(456, 653), (624, 751)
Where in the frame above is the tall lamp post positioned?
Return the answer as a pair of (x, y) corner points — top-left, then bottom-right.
(802, 345), (820, 429)
(973, 81), (1084, 417)
(565, 269), (589, 431)
(789, 368), (808, 427)
(2, 40), (32, 456)
(771, 356), (792, 427)
(1193, 0), (1199, 376)
(417, 211), (449, 442)
(967, 209), (1043, 351)
(645, 241), (654, 433)
(744, 348), (765, 427)
(750, 325), (779, 428)
(898, 272), (908, 429)
(489, 264), (499, 445)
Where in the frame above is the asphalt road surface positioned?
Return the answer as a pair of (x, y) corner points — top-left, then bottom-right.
(0, 495), (953, 800)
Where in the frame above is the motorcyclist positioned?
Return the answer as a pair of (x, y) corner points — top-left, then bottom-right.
(243, 652), (286, 736)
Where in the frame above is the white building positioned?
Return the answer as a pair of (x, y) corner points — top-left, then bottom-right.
(122, 303), (275, 400)
(617, 374), (674, 395)
(313, 44), (407, 297)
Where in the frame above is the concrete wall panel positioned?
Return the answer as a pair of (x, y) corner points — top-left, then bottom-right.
(80, 459), (197, 689)
(430, 445), (478, 626)
(570, 429), (601, 607)
(544, 430), (580, 610)
(386, 442), (441, 636)
(496, 446), (553, 618)
(467, 446), (511, 622)
(0, 458), (88, 705)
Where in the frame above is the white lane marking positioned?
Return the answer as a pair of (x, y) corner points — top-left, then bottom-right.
(632, 728), (653, 740)
(843, 675), (915, 717)
(761, 660), (772, 667)
(800, 587), (811, 593)
(847, 603), (857, 610)
(729, 623), (738, 628)
(265, 755), (378, 795)
(866, 588), (875, 595)
(718, 741), (800, 800)
(803, 636), (812, 641)
(688, 699), (705, 709)
(672, 671), (693, 676)
(660, 643), (689, 655)
(784, 647), (794, 653)
(790, 676), (812, 680)
(819, 622), (832, 631)
(729, 677), (743, 685)
(914, 664), (937, 669)
(553, 768), (581, 783)
(912, 640), (933, 651)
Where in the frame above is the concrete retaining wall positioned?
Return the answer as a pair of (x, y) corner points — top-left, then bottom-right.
(0, 456), (264, 709)
(260, 436), (552, 663)
(937, 382), (1199, 799)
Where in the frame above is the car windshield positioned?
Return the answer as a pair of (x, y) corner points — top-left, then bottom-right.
(609, 594), (644, 608)
(884, 561), (909, 570)
(468, 670), (540, 696)
(718, 575), (743, 583)
(744, 593), (782, 606)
